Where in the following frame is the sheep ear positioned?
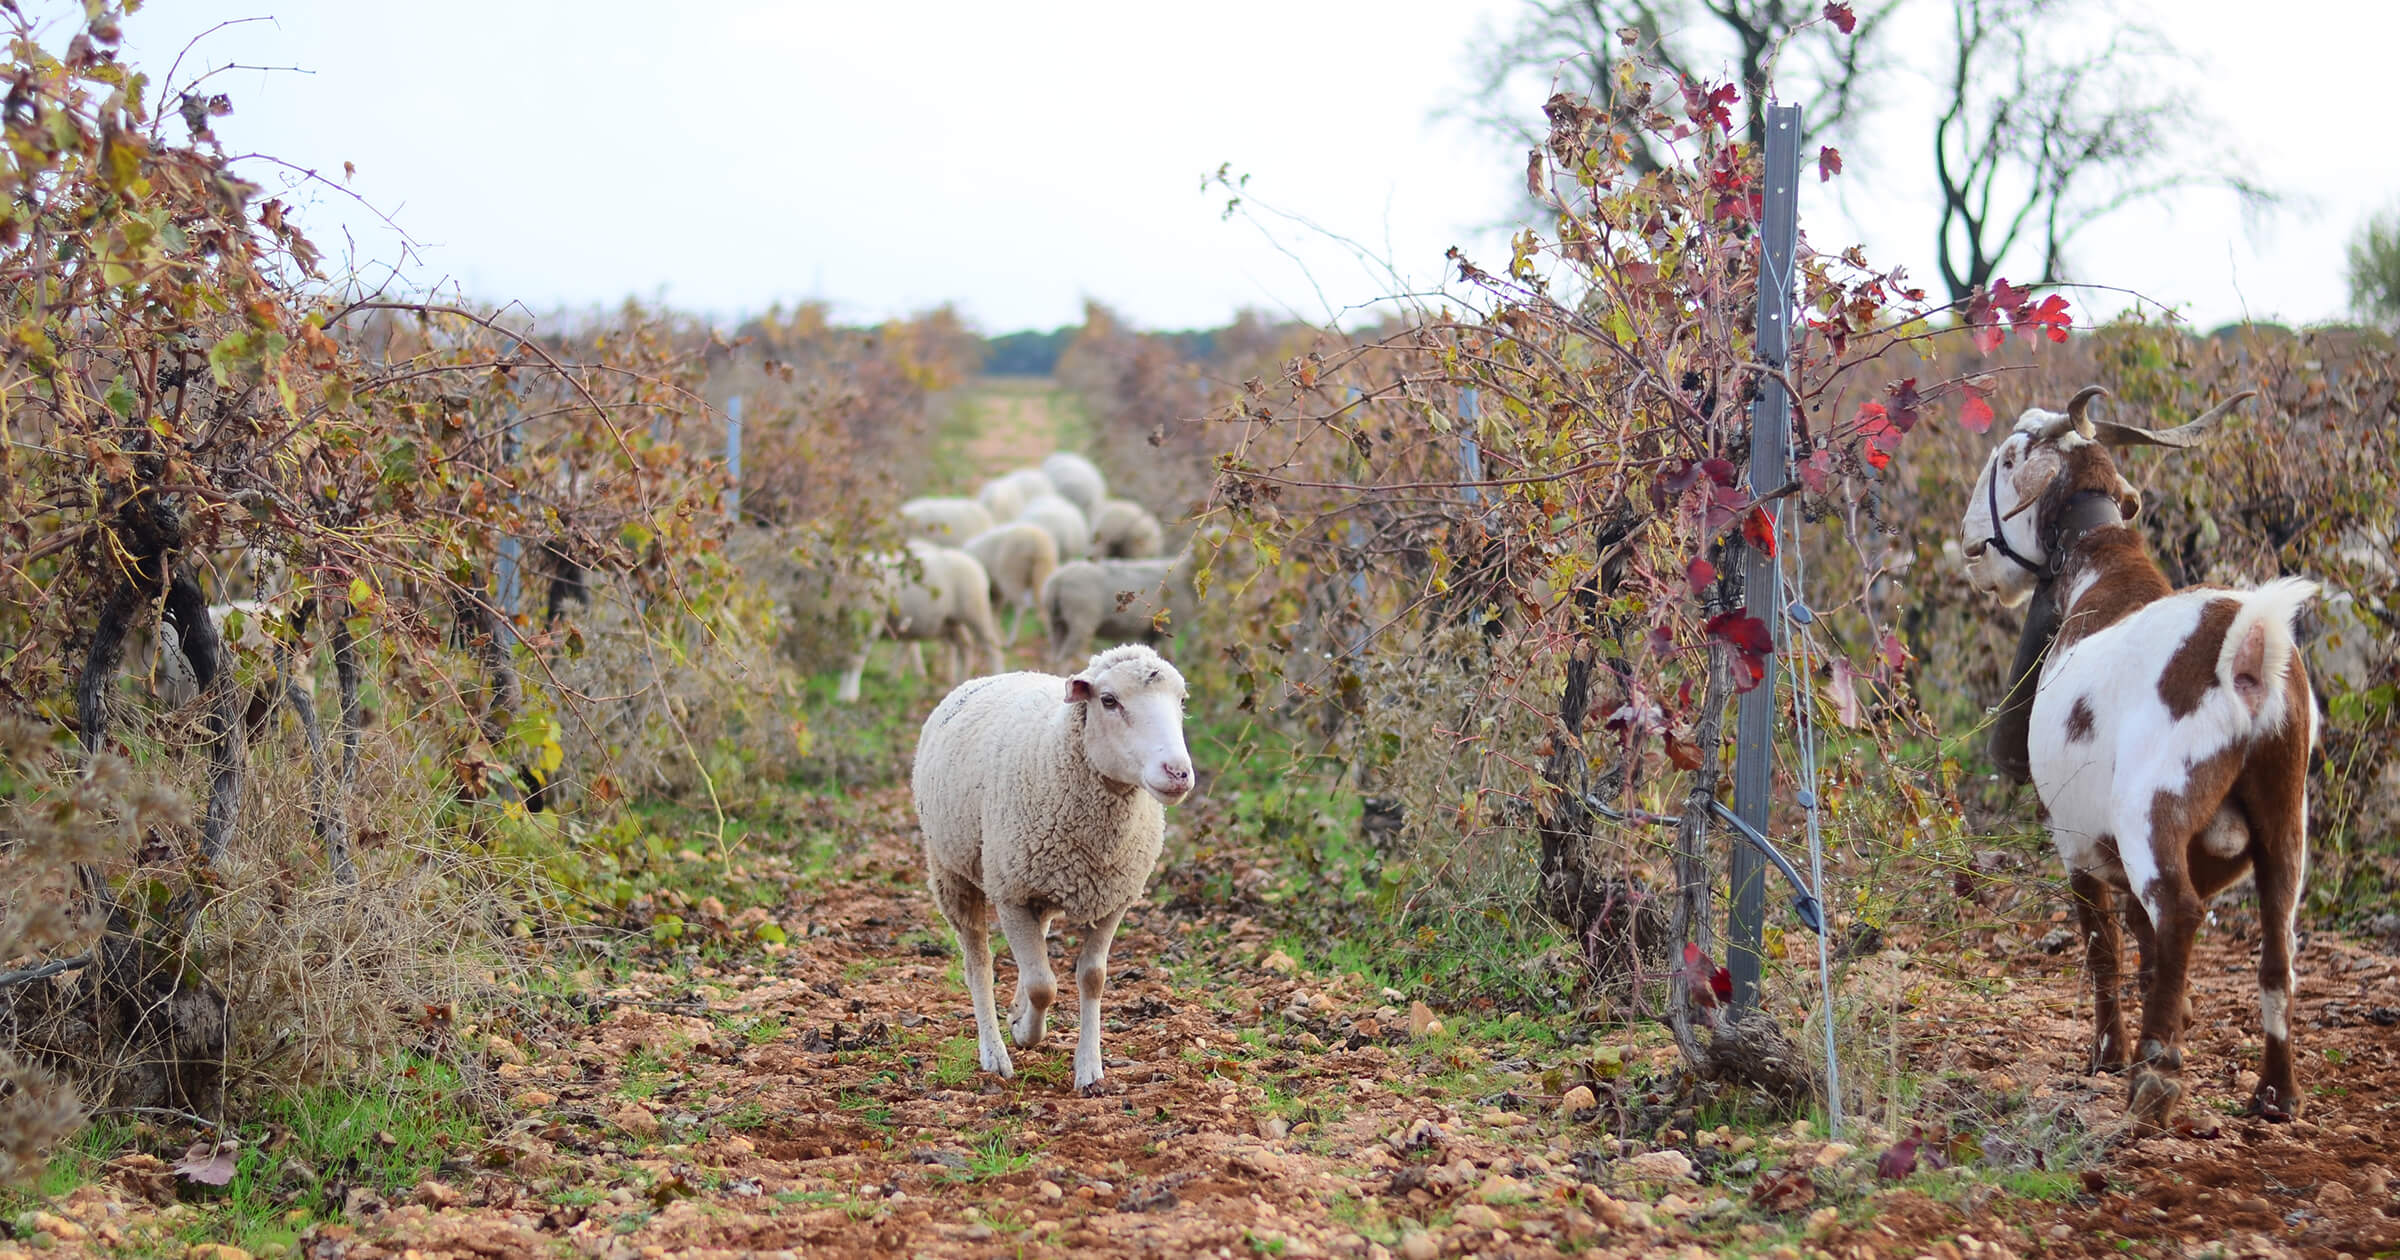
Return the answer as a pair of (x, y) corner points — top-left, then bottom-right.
(1065, 677), (1096, 705)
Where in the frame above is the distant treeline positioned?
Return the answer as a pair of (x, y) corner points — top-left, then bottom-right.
(981, 324), (1224, 376)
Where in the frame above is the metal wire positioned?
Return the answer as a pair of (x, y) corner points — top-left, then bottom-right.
(1777, 495), (1845, 1138)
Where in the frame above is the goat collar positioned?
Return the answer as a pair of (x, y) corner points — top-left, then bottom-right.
(2044, 489), (2129, 578)
(1988, 477), (2125, 582)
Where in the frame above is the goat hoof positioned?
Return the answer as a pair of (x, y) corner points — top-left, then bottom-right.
(2245, 1087), (2296, 1123)
(2128, 1068), (2184, 1132)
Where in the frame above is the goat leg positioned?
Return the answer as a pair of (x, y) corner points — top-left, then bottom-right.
(2127, 869), (2202, 1133)
(2069, 869), (2131, 1074)
(2248, 833), (2305, 1122)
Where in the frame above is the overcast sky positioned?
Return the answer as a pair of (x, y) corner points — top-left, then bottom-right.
(99, 1), (2400, 336)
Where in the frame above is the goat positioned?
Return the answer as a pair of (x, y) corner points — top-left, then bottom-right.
(1959, 386), (2315, 1131)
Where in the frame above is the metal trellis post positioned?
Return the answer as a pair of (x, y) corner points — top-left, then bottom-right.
(493, 390), (524, 647)
(1729, 102), (1803, 1012)
(1457, 387), (1484, 503)
(726, 394), (743, 522)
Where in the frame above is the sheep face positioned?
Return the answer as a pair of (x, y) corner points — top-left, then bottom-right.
(1959, 414), (2072, 609)
(1067, 649), (1193, 805)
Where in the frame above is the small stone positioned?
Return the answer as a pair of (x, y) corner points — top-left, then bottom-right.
(1258, 1117), (1290, 1140)
(485, 1034), (529, 1067)
(1399, 1232), (1438, 1260)
(22, 1213), (83, 1242)
(721, 1136), (754, 1157)
(1656, 1193), (1695, 1217)
(610, 1105), (660, 1139)
(1804, 1206), (1841, 1241)
(1625, 1149), (1694, 1182)
(1036, 1180), (1063, 1202)
(1812, 1142), (1855, 1168)
(1477, 1174), (1531, 1204)
(2319, 1182), (2355, 1206)
(412, 1179), (459, 1209)
(1560, 1084), (1596, 1114)
(1407, 1002), (1438, 1037)
(1454, 1202), (1503, 1230)
(1262, 950), (1298, 974)
(186, 1247), (253, 1260)
(511, 1090), (556, 1109)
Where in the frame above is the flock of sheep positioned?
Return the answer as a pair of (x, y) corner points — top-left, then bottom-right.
(834, 451), (1197, 702)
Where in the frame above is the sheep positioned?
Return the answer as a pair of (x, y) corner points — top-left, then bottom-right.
(976, 476), (1029, 524)
(1015, 492), (1091, 562)
(1089, 498), (1165, 559)
(1959, 386), (2314, 1130)
(961, 522), (1060, 644)
(911, 644), (1194, 1089)
(1040, 452), (1106, 515)
(1041, 551), (1198, 666)
(899, 496), (996, 545)
(834, 541), (1005, 703)
(980, 467), (1054, 524)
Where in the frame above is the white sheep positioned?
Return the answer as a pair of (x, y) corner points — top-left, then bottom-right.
(961, 522), (1060, 644)
(1041, 551), (1197, 665)
(835, 541), (1005, 703)
(1040, 452), (1107, 515)
(1089, 498), (1165, 559)
(976, 476), (1029, 524)
(1015, 492), (1092, 562)
(912, 644), (1194, 1089)
(981, 467), (1054, 524)
(899, 497), (996, 545)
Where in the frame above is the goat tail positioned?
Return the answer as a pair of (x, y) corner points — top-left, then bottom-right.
(2220, 576), (2319, 728)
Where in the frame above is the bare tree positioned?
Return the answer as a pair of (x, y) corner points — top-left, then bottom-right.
(2348, 205), (2400, 329)
(1457, 0), (1899, 174)
(1933, 0), (2272, 304)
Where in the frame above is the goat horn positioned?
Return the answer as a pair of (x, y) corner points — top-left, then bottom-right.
(2065, 385), (2108, 438)
(2033, 411), (2080, 443)
(2090, 389), (2258, 449)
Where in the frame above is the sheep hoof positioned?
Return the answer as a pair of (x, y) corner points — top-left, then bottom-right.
(1010, 1005), (1047, 1048)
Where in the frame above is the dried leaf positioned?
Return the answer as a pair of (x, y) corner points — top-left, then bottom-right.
(175, 1140), (238, 1186)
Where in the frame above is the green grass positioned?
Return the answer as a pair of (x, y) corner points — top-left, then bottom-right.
(22, 1055), (493, 1256)
(618, 1046), (670, 1100)
(837, 1090), (895, 1132)
(947, 1128), (1040, 1183)
(930, 1035), (980, 1088)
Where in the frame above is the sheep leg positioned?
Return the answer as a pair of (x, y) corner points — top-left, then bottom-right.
(2068, 868), (2130, 1073)
(835, 621), (878, 704)
(2247, 822), (2304, 1121)
(996, 902), (1057, 1049)
(931, 870), (1011, 1078)
(1071, 909), (1125, 1091)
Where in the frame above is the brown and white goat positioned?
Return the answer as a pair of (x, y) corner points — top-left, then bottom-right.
(1959, 387), (2316, 1130)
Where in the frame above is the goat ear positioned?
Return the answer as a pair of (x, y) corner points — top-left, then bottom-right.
(1065, 676), (1096, 705)
(2117, 476), (2142, 523)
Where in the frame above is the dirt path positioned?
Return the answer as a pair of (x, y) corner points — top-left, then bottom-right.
(152, 788), (2373, 1260)
(961, 376), (1076, 479)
